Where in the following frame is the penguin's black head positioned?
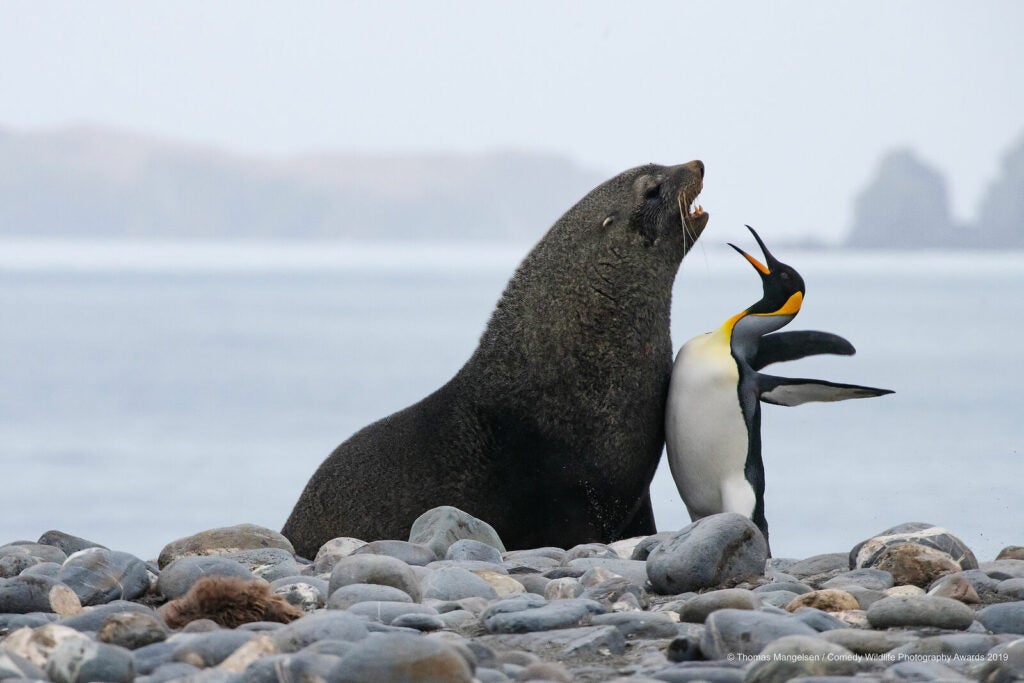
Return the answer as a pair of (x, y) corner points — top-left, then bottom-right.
(729, 225), (805, 317)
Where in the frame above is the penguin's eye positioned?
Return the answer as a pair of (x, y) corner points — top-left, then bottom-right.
(780, 272), (790, 281)
(602, 214), (616, 228)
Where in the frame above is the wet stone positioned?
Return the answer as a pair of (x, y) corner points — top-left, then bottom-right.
(155, 555), (253, 600)
(866, 594), (975, 630)
(353, 540), (438, 566)
(328, 554), (422, 602)
(157, 523), (294, 569)
(646, 513), (768, 594)
(58, 548), (150, 606)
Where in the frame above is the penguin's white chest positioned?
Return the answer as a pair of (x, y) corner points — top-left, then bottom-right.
(665, 333), (755, 520)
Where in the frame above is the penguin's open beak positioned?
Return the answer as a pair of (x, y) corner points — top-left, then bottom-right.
(728, 225), (781, 277)
(729, 244), (770, 275)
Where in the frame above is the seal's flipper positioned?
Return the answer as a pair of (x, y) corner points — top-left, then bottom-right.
(758, 374), (894, 407)
(751, 330), (855, 370)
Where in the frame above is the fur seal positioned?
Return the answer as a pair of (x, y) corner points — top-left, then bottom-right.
(283, 161), (709, 558)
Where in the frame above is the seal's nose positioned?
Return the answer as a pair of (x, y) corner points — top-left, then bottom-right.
(692, 160), (705, 178)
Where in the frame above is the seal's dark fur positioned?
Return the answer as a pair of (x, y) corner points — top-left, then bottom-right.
(283, 162), (709, 558)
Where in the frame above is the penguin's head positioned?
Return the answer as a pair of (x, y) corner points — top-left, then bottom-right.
(729, 225), (805, 320)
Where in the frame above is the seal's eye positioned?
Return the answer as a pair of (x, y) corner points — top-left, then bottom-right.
(643, 182), (662, 201)
(634, 175), (664, 202)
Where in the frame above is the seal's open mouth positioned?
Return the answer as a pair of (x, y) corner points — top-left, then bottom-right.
(679, 179), (706, 224)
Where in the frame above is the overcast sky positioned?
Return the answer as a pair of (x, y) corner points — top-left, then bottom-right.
(1, 1), (1021, 242)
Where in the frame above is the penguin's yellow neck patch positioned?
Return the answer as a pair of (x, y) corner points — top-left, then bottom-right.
(775, 291), (803, 316)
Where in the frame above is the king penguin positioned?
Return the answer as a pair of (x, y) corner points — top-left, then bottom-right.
(665, 226), (893, 552)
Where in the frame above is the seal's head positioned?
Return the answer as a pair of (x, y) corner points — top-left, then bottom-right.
(564, 160), (708, 261)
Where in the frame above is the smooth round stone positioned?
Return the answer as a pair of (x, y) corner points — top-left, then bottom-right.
(427, 559), (508, 574)
(390, 612), (445, 631)
(242, 653), (343, 683)
(567, 558), (649, 585)
(327, 582), (414, 609)
(445, 539), (503, 564)
(482, 597), (604, 633)
(785, 554), (850, 587)
(47, 637), (134, 683)
(840, 585), (889, 610)
(647, 513), (768, 595)
(21, 561), (63, 579)
(0, 612), (59, 631)
(850, 522), (977, 572)
(759, 590), (800, 609)
(155, 555), (254, 600)
(0, 554), (42, 578)
(580, 577), (648, 609)
(630, 532), (674, 561)
(438, 609), (479, 631)
(170, 629), (255, 667)
(58, 548), (150, 606)
(475, 570), (525, 598)
(888, 633), (1000, 658)
(865, 543), (961, 588)
(515, 574), (550, 596)
(866, 594), (975, 630)
(0, 575), (82, 615)
(590, 611), (679, 639)
(822, 568), (894, 591)
(997, 546), (1024, 561)
(678, 588), (760, 623)
(408, 505), (506, 559)
(504, 556), (561, 573)
(701, 609), (818, 658)
(0, 543), (68, 565)
(98, 612), (168, 650)
(217, 548), (300, 583)
(270, 576), (329, 611)
(926, 573), (982, 604)
(564, 543), (618, 562)
(346, 601), (439, 625)
(59, 600), (157, 632)
(744, 635), (858, 683)
(157, 524), (294, 569)
(312, 537), (367, 574)
(37, 531), (107, 557)
(885, 584), (925, 597)
(997, 578), (1024, 600)
(420, 566), (498, 601)
(328, 554), (422, 602)
(790, 607), (850, 632)
(978, 601), (1024, 634)
(270, 611), (370, 653)
(544, 577), (583, 600)
(131, 640), (178, 676)
(753, 581), (813, 595)
(820, 628), (917, 654)
(785, 589), (859, 613)
(353, 540), (438, 566)
(336, 632), (473, 682)
(0, 651), (47, 680)
(981, 559), (1024, 580)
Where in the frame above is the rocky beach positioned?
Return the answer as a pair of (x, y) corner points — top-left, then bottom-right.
(1, 509), (1022, 682)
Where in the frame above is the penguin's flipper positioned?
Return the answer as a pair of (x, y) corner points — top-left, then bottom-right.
(751, 331), (856, 370)
(758, 374), (894, 407)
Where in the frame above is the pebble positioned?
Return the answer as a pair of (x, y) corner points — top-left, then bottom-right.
(567, 557), (649, 584)
(269, 611), (370, 652)
(866, 594), (976, 630)
(590, 611), (679, 639)
(0, 575), (82, 615)
(482, 597), (604, 633)
(334, 632), (473, 682)
(311, 536), (367, 573)
(646, 513), (768, 594)
(744, 635), (858, 682)
(353, 540), (439, 566)
(345, 601), (439, 625)
(420, 566), (499, 600)
(977, 600), (1024, 634)
(57, 548), (150, 606)
(446, 539), (504, 564)
(997, 578), (1024, 600)
(0, 542), (68, 565)
(46, 637), (135, 683)
(269, 575), (329, 611)
(677, 588), (760, 623)
(220, 548), (301, 582)
(701, 609), (818, 658)
(97, 611), (168, 649)
(981, 559), (1024, 579)
(155, 555), (254, 600)
(408, 505), (506, 559)
(821, 567), (894, 591)
(59, 600), (156, 631)
(820, 627), (917, 654)
(997, 546), (1024, 561)
(786, 553), (850, 587)
(328, 553), (422, 601)
(326, 582), (414, 609)
(170, 629), (255, 667)
(785, 589), (859, 613)
(475, 570), (525, 597)
(37, 531), (107, 557)
(926, 573), (982, 603)
(157, 523), (295, 569)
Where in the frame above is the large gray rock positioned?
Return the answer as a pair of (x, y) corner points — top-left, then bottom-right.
(334, 632), (473, 682)
(158, 524), (294, 569)
(866, 594), (975, 630)
(328, 554), (422, 602)
(58, 548), (150, 606)
(700, 609), (817, 658)
(646, 513), (767, 594)
(408, 506), (505, 559)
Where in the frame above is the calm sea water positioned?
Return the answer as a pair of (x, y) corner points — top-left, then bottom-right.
(1, 240), (1020, 561)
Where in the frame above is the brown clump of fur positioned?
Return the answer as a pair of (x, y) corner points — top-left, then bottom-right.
(159, 575), (303, 629)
